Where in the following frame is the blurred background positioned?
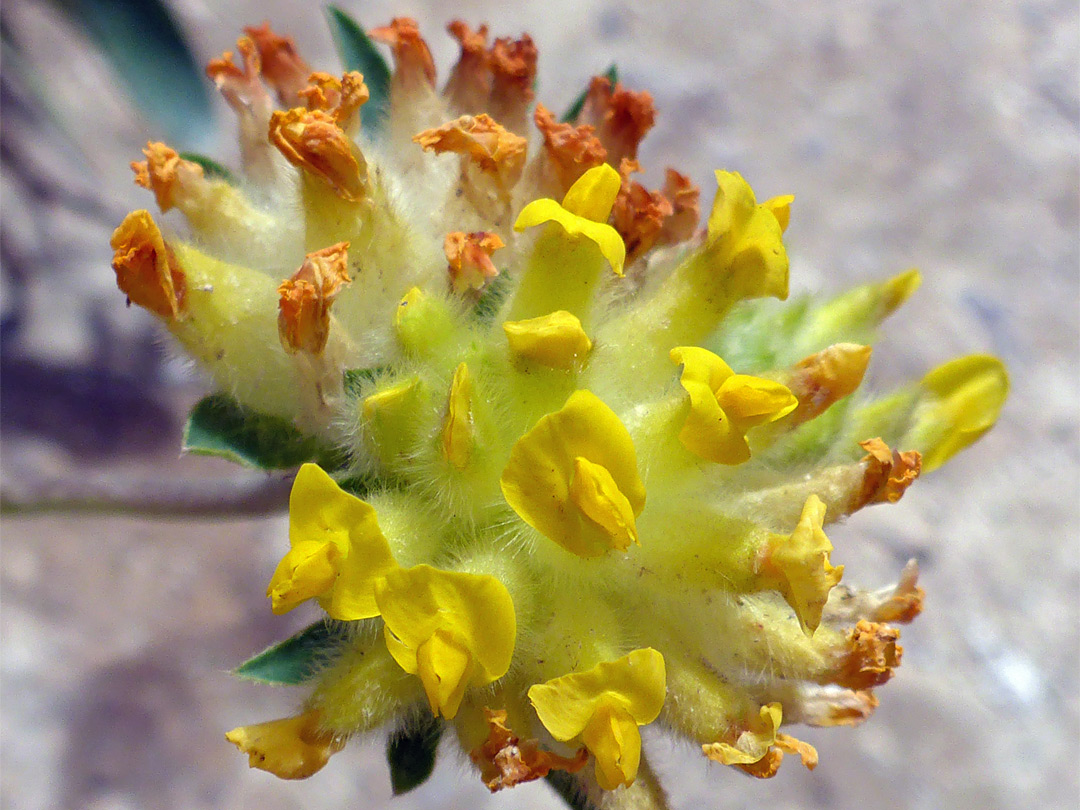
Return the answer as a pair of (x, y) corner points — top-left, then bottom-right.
(1, 0), (1077, 808)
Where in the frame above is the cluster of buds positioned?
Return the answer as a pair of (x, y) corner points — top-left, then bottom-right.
(110, 13), (1007, 809)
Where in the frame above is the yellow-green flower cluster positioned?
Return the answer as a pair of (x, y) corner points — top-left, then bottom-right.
(110, 14), (1008, 808)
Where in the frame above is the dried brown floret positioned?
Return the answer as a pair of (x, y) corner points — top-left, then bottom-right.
(488, 34), (537, 133)
(269, 109), (367, 201)
(131, 142), (205, 213)
(871, 559), (925, 624)
(658, 168), (702, 245)
(611, 158), (674, 265)
(784, 344), (873, 425)
(414, 114), (527, 186)
(469, 709), (587, 792)
(444, 231), (504, 292)
(206, 37), (270, 115)
(444, 21), (492, 114)
(534, 104), (608, 193)
(852, 438), (923, 511)
(370, 18), (436, 89)
(579, 77), (656, 165)
(832, 620), (903, 690)
(109, 210), (186, 320)
(277, 243), (352, 355)
(243, 22), (312, 106)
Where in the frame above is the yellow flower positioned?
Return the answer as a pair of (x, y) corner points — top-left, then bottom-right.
(759, 494), (843, 634)
(514, 163), (626, 276)
(375, 565), (516, 719)
(702, 703), (817, 778)
(442, 363), (475, 469)
(501, 390), (645, 557)
(503, 310), (593, 369)
(528, 648), (666, 790)
(670, 346), (798, 464)
(267, 464), (397, 620)
(225, 710), (344, 780)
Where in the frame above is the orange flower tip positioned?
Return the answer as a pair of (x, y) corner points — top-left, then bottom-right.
(299, 71), (370, 132)
(109, 210), (187, 320)
(852, 437), (922, 511)
(533, 103), (607, 192)
(872, 559), (925, 624)
(225, 710), (344, 780)
(131, 141), (207, 213)
(469, 708), (588, 792)
(206, 37), (271, 115)
(786, 343), (873, 423)
(243, 21), (312, 105)
(269, 108), (367, 201)
(579, 77), (656, 165)
(444, 231), (504, 292)
(443, 21), (492, 113)
(612, 158), (674, 265)
(489, 34), (538, 101)
(833, 620), (903, 690)
(658, 168), (702, 245)
(277, 242), (352, 355)
(447, 20), (490, 57)
(701, 703), (816, 778)
(369, 17), (436, 89)
(413, 115), (527, 184)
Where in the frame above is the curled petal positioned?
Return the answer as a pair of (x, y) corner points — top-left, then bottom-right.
(277, 242), (352, 355)
(131, 142), (200, 213)
(370, 17), (436, 89)
(243, 22), (312, 105)
(444, 21), (492, 114)
(533, 103), (607, 192)
(658, 168), (702, 245)
(612, 159), (674, 265)
(109, 210), (186, 320)
(269, 108), (367, 201)
(852, 438), (922, 510)
(444, 230), (504, 292)
(375, 565), (516, 719)
(569, 456), (639, 551)
(267, 539), (341, 615)
(702, 703), (817, 778)
(225, 710), (344, 780)
(503, 310), (592, 370)
(762, 194), (795, 233)
(831, 620), (903, 690)
(299, 71), (369, 134)
(414, 114), (527, 186)
(761, 495), (843, 635)
(470, 708), (588, 792)
(488, 34), (537, 132)
(501, 390), (645, 558)
(206, 36), (271, 117)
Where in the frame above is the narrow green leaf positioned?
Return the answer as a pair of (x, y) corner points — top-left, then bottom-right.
(179, 152), (235, 183)
(234, 621), (345, 685)
(387, 711), (443, 795)
(560, 64), (618, 123)
(182, 394), (323, 470)
(324, 6), (391, 134)
(50, 0), (214, 147)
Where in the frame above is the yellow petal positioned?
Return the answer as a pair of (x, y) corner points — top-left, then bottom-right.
(560, 163), (622, 221)
(267, 539), (341, 615)
(514, 199), (626, 277)
(702, 703), (781, 766)
(225, 710), (344, 780)
(913, 354), (1009, 472)
(670, 347), (748, 464)
(442, 363), (474, 470)
(706, 171), (789, 300)
(528, 648), (666, 741)
(501, 390), (645, 558)
(375, 565), (516, 718)
(763, 495), (843, 634)
(715, 374), (798, 429)
(285, 464), (397, 620)
(416, 628), (474, 720)
(569, 457), (639, 551)
(503, 310), (592, 370)
(762, 194), (794, 233)
(581, 700), (641, 790)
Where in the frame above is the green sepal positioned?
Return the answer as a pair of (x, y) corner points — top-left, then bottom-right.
(179, 152), (235, 183)
(561, 64), (618, 123)
(325, 6), (391, 134)
(386, 710), (443, 795)
(182, 394), (325, 470)
(472, 271), (512, 324)
(234, 620), (346, 685)
(343, 366), (392, 396)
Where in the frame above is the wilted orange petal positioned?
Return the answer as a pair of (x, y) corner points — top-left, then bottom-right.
(444, 231), (504, 292)
(611, 158), (674, 266)
(852, 438), (923, 511)
(871, 559), (925, 624)
(369, 17), (436, 89)
(109, 210), (186, 320)
(243, 22), (312, 106)
(488, 34), (537, 133)
(658, 168), (702, 245)
(269, 108), (367, 201)
(533, 103), (607, 192)
(830, 620), (903, 690)
(579, 77), (656, 165)
(469, 708), (588, 793)
(206, 36), (272, 117)
(444, 21), (492, 114)
(277, 242), (352, 355)
(414, 114), (527, 186)
(130, 141), (207, 213)
(785, 343), (873, 425)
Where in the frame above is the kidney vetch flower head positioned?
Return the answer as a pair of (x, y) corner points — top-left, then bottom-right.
(110, 10), (1008, 808)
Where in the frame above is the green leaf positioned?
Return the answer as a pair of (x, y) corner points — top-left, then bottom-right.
(325, 6), (391, 135)
(387, 711), (443, 795)
(182, 394), (324, 470)
(560, 64), (618, 123)
(343, 366), (392, 397)
(471, 272), (512, 324)
(179, 152), (235, 183)
(50, 0), (214, 147)
(234, 621), (345, 685)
